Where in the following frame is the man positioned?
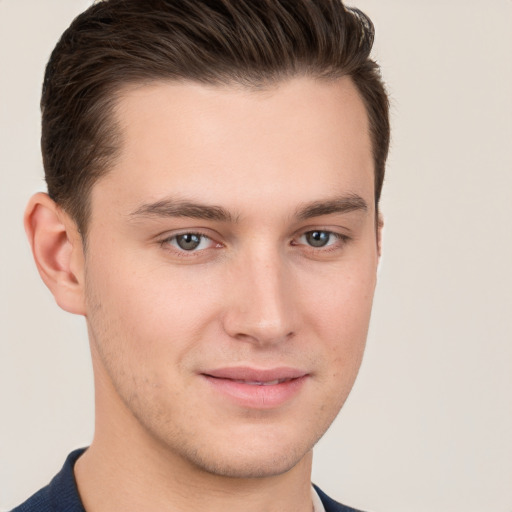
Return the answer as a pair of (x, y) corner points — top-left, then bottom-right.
(13, 0), (389, 511)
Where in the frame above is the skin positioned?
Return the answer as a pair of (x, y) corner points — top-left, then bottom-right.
(26, 76), (381, 512)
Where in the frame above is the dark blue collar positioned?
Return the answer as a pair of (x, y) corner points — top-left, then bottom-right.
(11, 448), (86, 512)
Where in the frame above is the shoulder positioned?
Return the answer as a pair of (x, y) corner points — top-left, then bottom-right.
(314, 484), (370, 512)
(10, 485), (54, 512)
(10, 449), (86, 512)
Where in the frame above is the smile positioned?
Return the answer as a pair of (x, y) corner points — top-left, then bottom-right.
(201, 367), (309, 409)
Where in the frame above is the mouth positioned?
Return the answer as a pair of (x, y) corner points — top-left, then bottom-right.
(201, 367), (309, 409)
(226, 378), (292, 386)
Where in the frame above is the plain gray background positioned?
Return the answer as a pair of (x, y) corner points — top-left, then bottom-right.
(1, 1), (511, 511)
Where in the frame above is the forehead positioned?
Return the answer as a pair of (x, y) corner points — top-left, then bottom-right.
(92, 76), (374, 220)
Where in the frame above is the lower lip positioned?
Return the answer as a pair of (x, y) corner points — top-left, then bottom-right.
(202, 375), (308, 409)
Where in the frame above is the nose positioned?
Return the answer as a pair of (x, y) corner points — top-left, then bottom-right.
(222, 248), (298, 346)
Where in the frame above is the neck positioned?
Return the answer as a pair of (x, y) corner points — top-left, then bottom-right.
(75, 363), (314, 512)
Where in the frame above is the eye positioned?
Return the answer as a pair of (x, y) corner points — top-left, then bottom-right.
(299, 230), (340, 248)
(164, 233), (214, 252)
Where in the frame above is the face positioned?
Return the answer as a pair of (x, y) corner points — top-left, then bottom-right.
(82, 76), (379, 478)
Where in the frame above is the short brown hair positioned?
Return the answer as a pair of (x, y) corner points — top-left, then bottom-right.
(42, 0), (390, 235)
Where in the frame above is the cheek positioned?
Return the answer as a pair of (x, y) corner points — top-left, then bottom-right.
(305, 258), (376, 335)
(303, 257), (376, 379)
(84, 248), (222, 363)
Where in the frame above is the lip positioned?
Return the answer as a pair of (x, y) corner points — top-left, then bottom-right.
(201, 366), (309, 409)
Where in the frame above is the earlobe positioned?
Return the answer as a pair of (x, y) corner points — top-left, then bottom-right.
(24, 192), (86, 315)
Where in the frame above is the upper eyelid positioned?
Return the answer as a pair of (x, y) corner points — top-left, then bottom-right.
(293, 226), (351, 239)
(158, 228), (219, 242)
(163, 232), (215, 243)
(162, 231), (209, 240)
(294, 230), (348, 244)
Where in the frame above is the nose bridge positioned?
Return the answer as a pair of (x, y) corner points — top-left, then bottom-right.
(223, 242), (296, 345)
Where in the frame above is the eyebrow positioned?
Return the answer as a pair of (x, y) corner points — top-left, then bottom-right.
(295, 194), (368, 220)
(129, 193), (368, 223)
(129, 198), (236, 222)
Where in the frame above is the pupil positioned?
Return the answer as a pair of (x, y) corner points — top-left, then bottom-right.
(307, 231), (329, 247)
(177, 234), (201, 250)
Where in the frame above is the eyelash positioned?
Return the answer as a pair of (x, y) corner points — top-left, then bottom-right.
(293, 231), (349, 251)
(159, 229), (350, 257)
(159, 232), (219, 256)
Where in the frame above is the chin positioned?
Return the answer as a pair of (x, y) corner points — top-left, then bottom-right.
(154, 421), (320, 480)
(184, 444), (311, 479)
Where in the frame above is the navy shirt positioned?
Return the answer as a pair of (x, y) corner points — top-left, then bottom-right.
(11, 448), (365, 512)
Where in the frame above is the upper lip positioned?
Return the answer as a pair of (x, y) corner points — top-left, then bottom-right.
(202, 366), (308, 383)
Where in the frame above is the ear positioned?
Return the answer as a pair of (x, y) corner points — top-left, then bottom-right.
(377, 212), (384, 258)
(24, 192), (86, 315)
